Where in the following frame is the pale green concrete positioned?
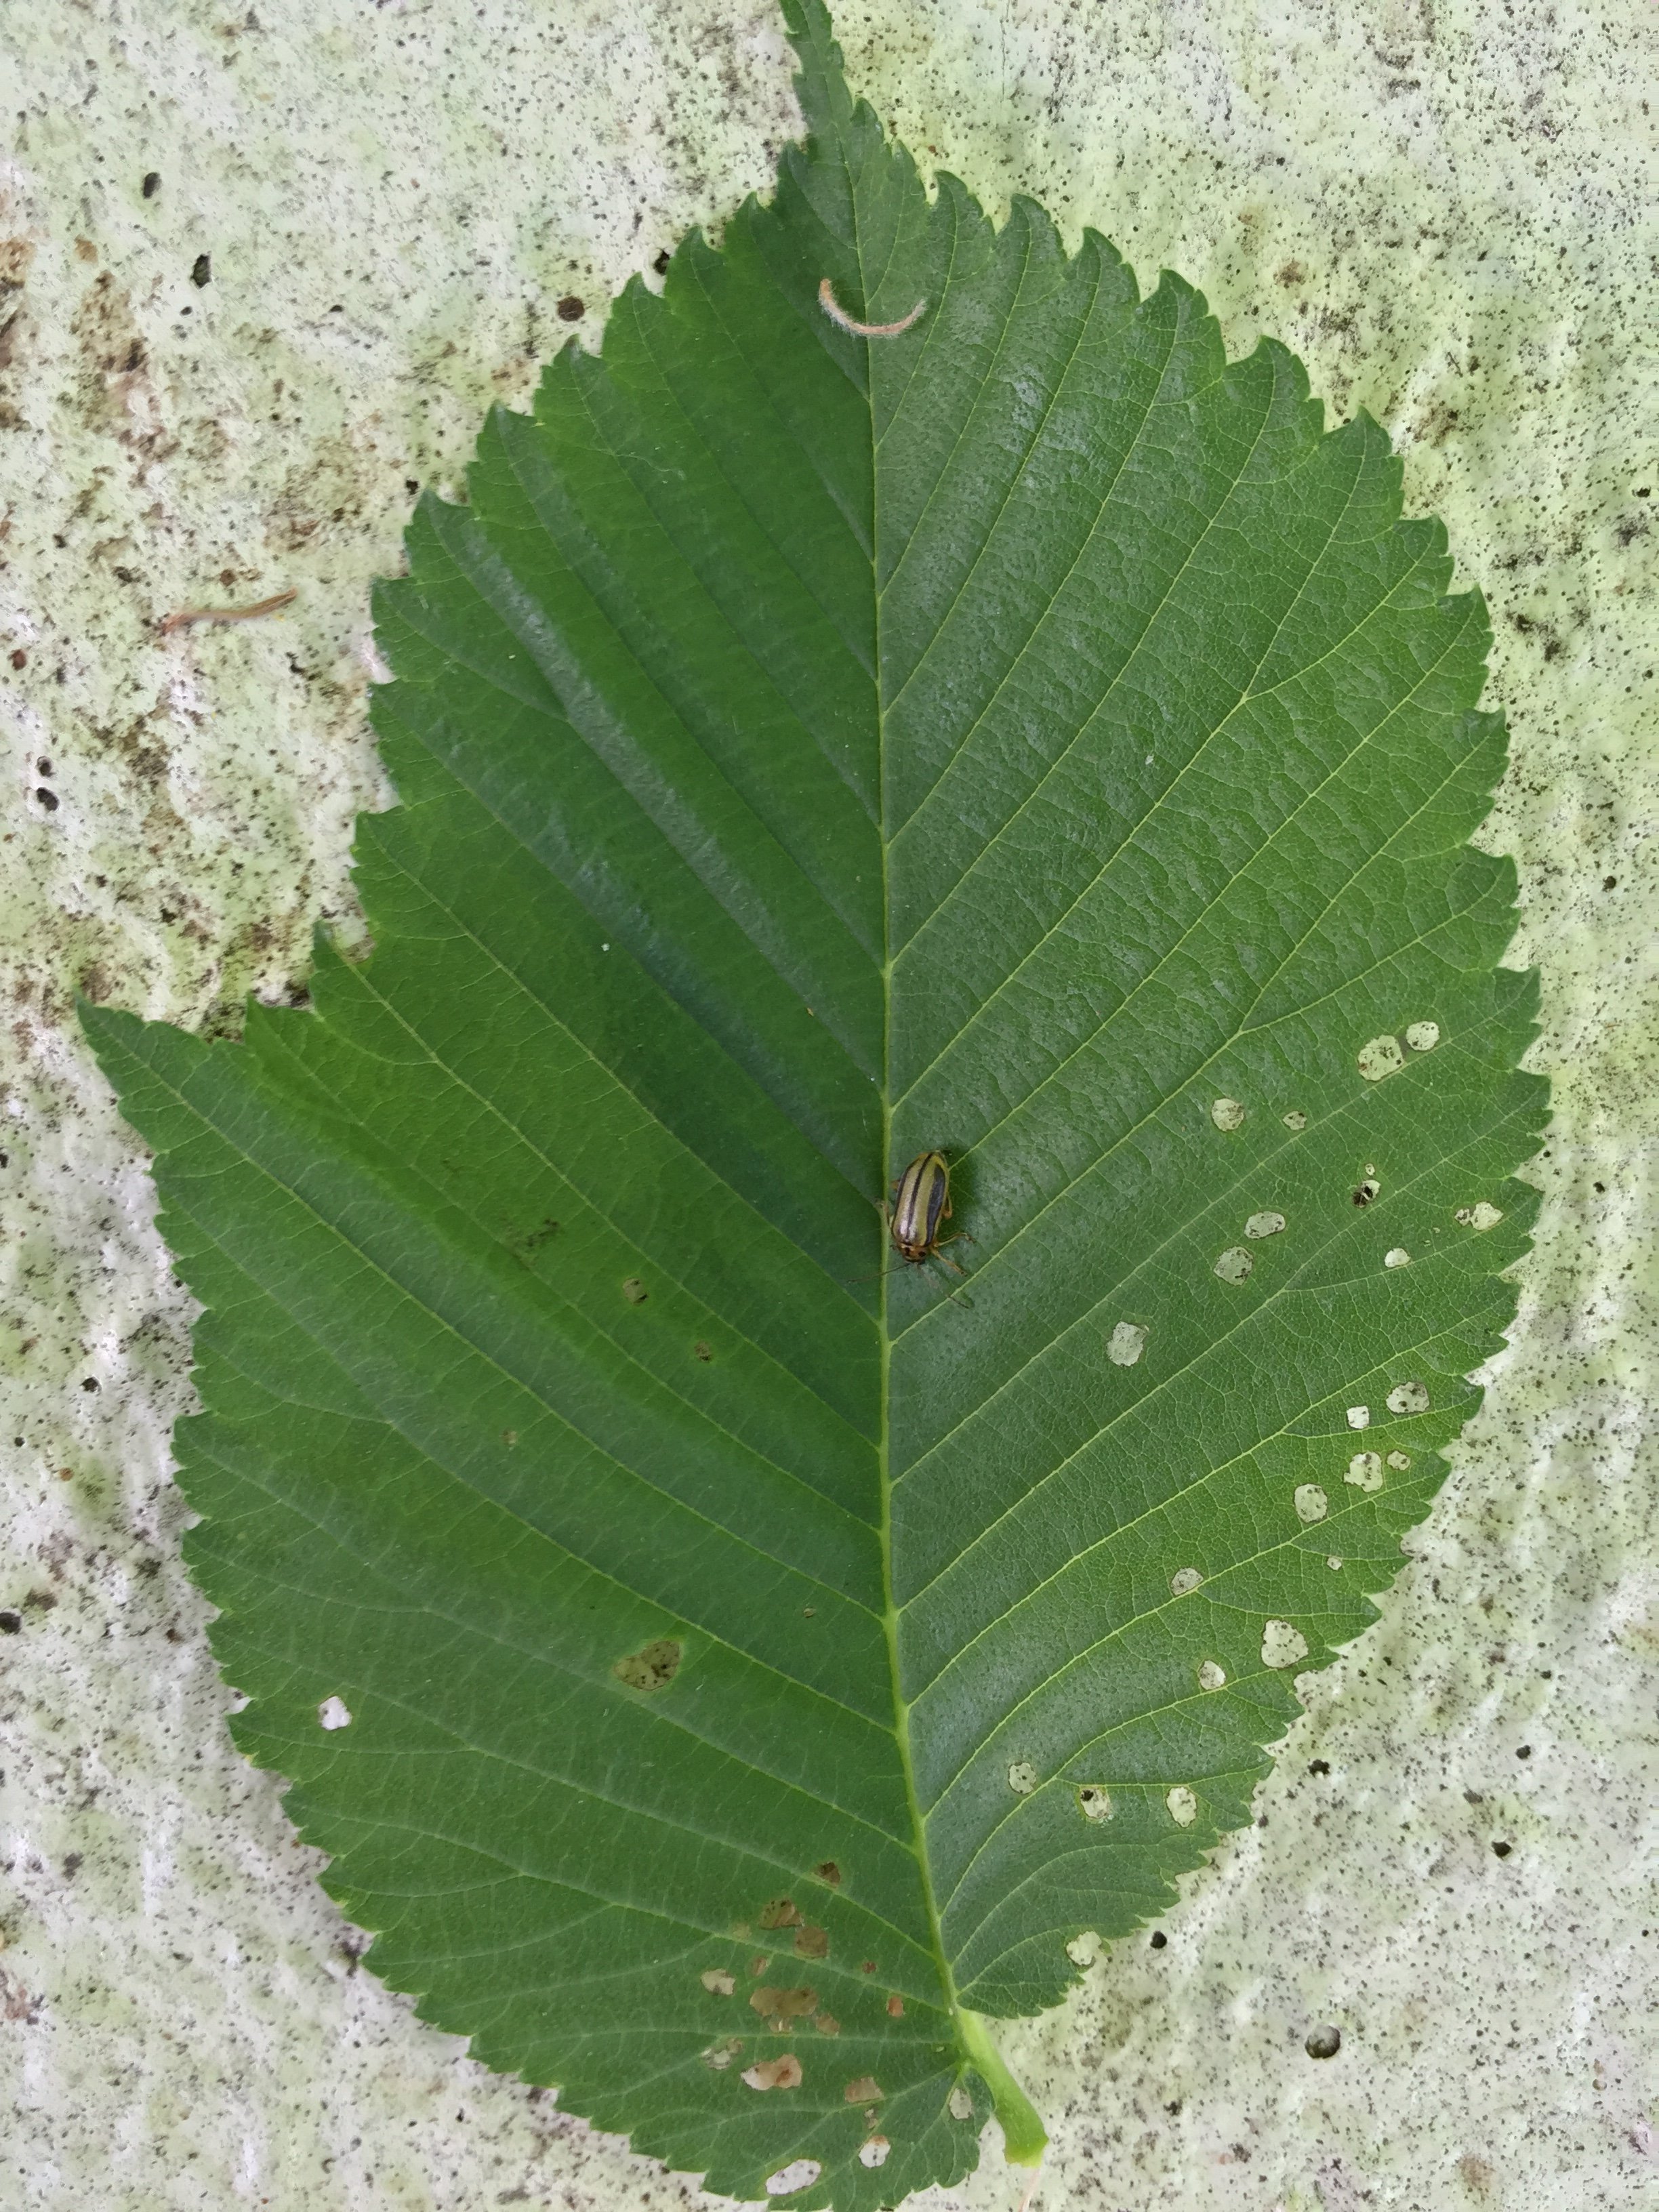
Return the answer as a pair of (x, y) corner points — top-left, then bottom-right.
(0, 2), (1654, 2207)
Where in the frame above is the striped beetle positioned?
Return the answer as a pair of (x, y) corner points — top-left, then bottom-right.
(886, 1150), (970, 1291)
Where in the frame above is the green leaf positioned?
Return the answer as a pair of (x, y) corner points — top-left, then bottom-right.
(81, 1), (1546, 2204)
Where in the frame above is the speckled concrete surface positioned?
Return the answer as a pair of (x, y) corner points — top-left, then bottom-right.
(0, 2), (1653, 2207)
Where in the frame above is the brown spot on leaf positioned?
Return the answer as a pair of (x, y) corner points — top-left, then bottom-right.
(749, 1985), (818, 2030)
(556, 294), (585, 321)
(621, 1277), (648, 1303)
(741, 2054), (802, 2091)
(814, 1860), (842, 1886)
(813, 2013), (840, 2036)
(793, 1925), (827, 1959)
(699, 1968), (735, 1996)
(844, 2075), (882, 2104)
(747, 1954), (770, 1977)
(611, 1637), (680, 1692)
(759, 1898), (802, 1930)
(885, 1994), (904, 2018)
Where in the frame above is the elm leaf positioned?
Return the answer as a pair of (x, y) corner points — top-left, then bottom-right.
(83, 1), (1545, 2205)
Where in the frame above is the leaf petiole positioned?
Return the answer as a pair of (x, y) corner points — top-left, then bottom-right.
(958, 2010), (1047, 2171)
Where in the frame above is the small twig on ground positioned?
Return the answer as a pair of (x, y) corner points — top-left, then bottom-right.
(158, 587), (298, 636)
(817, 277), (927, 336)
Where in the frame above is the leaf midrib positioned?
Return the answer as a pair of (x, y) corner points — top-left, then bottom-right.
(831, 91), (980, 2038)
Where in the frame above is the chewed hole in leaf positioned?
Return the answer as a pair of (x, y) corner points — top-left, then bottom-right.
(1385, 1248), (1411, 1267)
(1294, 1484), (1329, 1524)
(1347, 1405), (1372, 1431)
(1214, 1246), (1254, 1284)
(1405, 1020), (1441, 1052)
(1386, 1379), (1431, 1415)
(1457, 1201), (1505, 1230)
(318, 1696), (352, 1731)
(1197, 1661), (1227, 1692)
(1347, 1452), (1384, 1492)
(858, 2137), (892, 2168)
(1357, 1034), (1406, 1082)
(1210, 1097), (1247, 1131)
(1283, 1109), (1309, 1131)
(1166, 1786), (1199, 1827)
(1244, 1210), (1286, 1238)
(1007, 1761), (1038, 1795)
(1065, 1930), (1101, 1967)
(612, 1639), (681, 1693)
(948, 2087), (975, 2121)
(1107, 1321), (1147, 1366)
(1262, 1619), (1310, 1669)
(1076, 1784), (1113, 1822)
(1388, 1450), (1413, 1471)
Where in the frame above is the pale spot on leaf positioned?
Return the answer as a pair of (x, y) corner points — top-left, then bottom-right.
(1065, 1929), (1101, 1966)
(1456, 1200), (1504, 1230)
(1346, 1451), (1383, 1491)
(1357, 1034), (1406, 1082)
(844, 2075), (882, 2103)
(1283, 1109), (1308, 1131)
(612, 1638), (680, 1692)
(1405, 1020), (1441, 1052)
(1244, 1210), (1285, 1238)
(1170, 1565), (1204, 1595)
(1214, 1245), (1254, 1284)
(1107, 1321), (1146, 1365)
(1211, 1097), (1246, 1131)
(1386, 1378), (1430, 1415)
(1387, 1450), (1412, 1470)
(700, 1968), (735, 1996)
(1263, 1618), (1309, 1668)
(1385, 1247), (1410, 1267)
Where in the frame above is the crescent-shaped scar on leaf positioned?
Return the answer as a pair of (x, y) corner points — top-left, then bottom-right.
(817, 277), (927, 337)
(159, 588), (298, 636)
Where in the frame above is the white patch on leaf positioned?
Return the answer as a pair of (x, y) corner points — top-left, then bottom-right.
(1262, 1619), (1309, 1668)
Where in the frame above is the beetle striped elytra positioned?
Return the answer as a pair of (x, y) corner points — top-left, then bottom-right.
(889, 1149), (954, 1263)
